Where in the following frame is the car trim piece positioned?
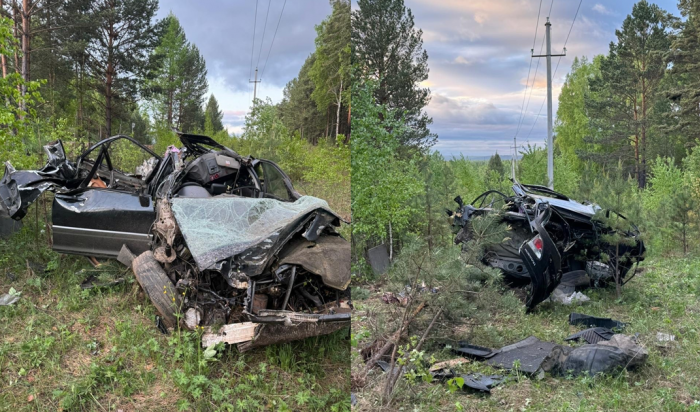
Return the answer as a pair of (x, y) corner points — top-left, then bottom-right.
(52, 225), (152, 240)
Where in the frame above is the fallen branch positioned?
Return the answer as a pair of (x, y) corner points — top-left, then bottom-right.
(384, 307), (443, 402)
(361, 301), (426, 378)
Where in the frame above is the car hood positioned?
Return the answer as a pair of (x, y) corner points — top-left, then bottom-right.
(528, 194), (600, 217)
(170, 195), (345, 277)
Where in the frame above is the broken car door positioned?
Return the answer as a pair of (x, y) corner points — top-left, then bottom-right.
(52, 137), (161, 258)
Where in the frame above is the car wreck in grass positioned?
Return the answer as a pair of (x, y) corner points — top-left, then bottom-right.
(0, 133), (350, 350)
(447, 182), (645, 311)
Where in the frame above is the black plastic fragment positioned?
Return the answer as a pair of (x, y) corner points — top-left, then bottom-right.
(458, 373), (505, 393)
(453, 342), (496, 359)
(485, 336), (562, 374)
(155, 315), (169, 335)
(564, 327), (615, 344)
(569, 313), (626, 330)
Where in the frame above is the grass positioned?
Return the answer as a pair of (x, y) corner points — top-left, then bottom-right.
(0, 209), (350, 412)
(351, 256), (700, 411)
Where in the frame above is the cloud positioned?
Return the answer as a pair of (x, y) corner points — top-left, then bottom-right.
(157, 0), (330, 92)
(474, 12), (488, 25)
(429, 93), (520, 126)
(592, 4), (614, 15)
(400, 0), (683, 156)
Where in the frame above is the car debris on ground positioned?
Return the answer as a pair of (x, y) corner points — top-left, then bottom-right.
(0, 133), (351, 349)
(448, 182), (645, 310)
(564, 327), (615, 344)
(569, 312), (627, 330)
(0, 287), (21, 306)
(454, 332), (647, 379)
(656, 332), (676, 342)
(446, 309), (646, 381)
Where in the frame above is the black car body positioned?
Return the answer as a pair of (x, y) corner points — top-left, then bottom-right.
(448, 182), (645, 311)
(0, 133), (350, 349)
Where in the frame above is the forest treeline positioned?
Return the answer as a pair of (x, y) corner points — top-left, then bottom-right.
(0, 0), (350, 216)
(352, 0), (700, 277)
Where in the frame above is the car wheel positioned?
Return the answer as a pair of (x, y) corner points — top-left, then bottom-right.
(132, 251), (182, 329)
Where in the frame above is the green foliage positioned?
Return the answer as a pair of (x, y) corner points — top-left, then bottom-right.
(666, 0), (700, 142)
(592, 162), (642, 297)
(0, 17), (44, 163)
(486, 153), (505, 178)
(351, 79), (423, 243)
(450, 155), (488, 203)
(147, 13), (208, 133)
(278, 53), (327, 143)
(84, 0), (161, 135)
(583, 1), (676, 188)
(517, 144), (547, 186)
(309, 0), (351, 138)
(204, 94), (224, 133)
(554, 56), (600, 172)
(352, 0), (435, 149)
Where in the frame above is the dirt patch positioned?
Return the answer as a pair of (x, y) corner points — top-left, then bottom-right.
(61, 348), (92, 376)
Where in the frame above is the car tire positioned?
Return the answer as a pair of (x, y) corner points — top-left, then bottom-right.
(132, 250), (182, 329)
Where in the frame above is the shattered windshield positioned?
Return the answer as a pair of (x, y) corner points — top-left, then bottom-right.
(171, 195), (334, 271)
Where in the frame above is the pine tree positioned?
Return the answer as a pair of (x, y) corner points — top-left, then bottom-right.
(584, 1), (674, 188)
(204, 94), (224, 133)
(667, 0), (700, 141)
(147, 14), (207, 133)
(84, 0), (161, 136)
(593, 163), (641, 298)
(148, 13), (188, 128)
(352, 0), (435, 150)
(278, 53), (326, 143)
(487, 153), (505, 178)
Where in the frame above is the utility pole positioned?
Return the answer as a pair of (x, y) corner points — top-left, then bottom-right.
(532, 17), (565, 189)
(249, 67), (261, 104)
(511, 136), (517, 182)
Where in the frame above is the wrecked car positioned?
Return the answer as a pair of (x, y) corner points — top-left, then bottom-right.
(447, 182), (645, 311)
(0, 133), (350, 350)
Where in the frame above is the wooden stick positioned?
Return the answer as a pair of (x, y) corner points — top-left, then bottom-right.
(384, 307), (443, 402)
(361, 301), (425, 378)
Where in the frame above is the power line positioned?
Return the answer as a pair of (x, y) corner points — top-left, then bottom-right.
(261, 0), (287, 81)
(515, 0), (555, 138)
(525, 0), (583, 141)
(256, 0), (272, 70)
(249, 0), (259, 81)
(513, 0), (543, 139)
(517, 33), (546, 138)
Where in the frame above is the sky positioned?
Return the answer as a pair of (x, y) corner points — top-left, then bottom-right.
(404, 0), (680, 158)
(155, 1), (332, 136)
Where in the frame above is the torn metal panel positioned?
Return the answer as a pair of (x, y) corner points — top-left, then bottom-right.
(277, 235), (351, 290)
